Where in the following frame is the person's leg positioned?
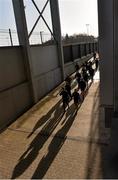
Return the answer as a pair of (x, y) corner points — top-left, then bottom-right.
(81, 90), (85, 101)
(63, 100), (66, 112)
(92, 75), (94, 81)
(69, 90), (72, 100)
(75, 102), (79, 108)
(86, 81), (88, 88)
(67, 101), (70, 108)
(77, 82), (80, 91)
(66, 100), (69, 109)
(91, 75), (93, 82)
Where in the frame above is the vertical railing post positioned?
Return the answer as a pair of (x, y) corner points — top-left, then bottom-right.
(9, 28), (13, 46)
(40, 31), (43, 44)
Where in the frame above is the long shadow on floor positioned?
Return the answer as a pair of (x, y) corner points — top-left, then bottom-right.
(11, 99), (64, 179)
(11, 77), (93, 179)
(31, 103), (77, 179)
(27, 100), (62, 138)
(11, 100), (78, 179)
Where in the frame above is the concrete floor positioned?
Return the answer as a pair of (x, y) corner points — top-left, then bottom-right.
(0, 71), (111, 179)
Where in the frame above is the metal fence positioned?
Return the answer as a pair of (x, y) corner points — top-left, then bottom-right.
(0, 29), (52, 47)
(0, 29), (19, 46)
(0, 29), (97, 47)
(29, 31), (53, 45)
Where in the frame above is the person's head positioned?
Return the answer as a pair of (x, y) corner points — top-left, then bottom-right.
(74, 88), (78, 92)
(66, 81), (69, 85)
(80, 78), (84, 81)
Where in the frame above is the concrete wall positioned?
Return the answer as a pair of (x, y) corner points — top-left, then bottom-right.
(31, 45), (59, 76)
(63, 45), (72, 63)
(80, 44), (85, 57)
(31, 45), (61, 99)
(0, 43), (95, 130)
(0, 47), (32, 129)
(72, 45), (79, 60)
(0, 47), (27, 91)
(86, 44), (89, 55)
(63, 43), (95, 64)
(64, 62), (75, 76)
(0, 45), (62, 129)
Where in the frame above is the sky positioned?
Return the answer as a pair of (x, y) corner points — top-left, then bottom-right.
(59, 0), (98, 36)
(0, 0), (98, 37)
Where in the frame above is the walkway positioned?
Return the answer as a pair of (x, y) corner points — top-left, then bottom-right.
(0, 70), (110, 179)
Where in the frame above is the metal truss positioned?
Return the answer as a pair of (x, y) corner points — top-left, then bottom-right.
(28, 0), (56, 42)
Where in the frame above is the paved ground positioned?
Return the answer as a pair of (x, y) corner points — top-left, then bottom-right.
(0, 70), (111, 179)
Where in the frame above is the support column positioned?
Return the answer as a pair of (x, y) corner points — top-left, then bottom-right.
(50, 0), (65, 80)
(113, 0), (118, 114)
(98, 0), (114, 106)
(12, 0), (38, 103)
(98, 0), (114, 126)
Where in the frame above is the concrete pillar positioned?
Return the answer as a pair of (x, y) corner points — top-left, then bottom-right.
(98, 0), (114, 126)
(98, 0), (114, 106)
(50, 0), (65, 80)
(113, 0), (118, 114)
(12, 0), (38, 103)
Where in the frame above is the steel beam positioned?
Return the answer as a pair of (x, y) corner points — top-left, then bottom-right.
(12, 0), (38, 103)
(31, 0), (55, 41)
(50, 0), (65, 80)
(29, 0), (49, 38)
